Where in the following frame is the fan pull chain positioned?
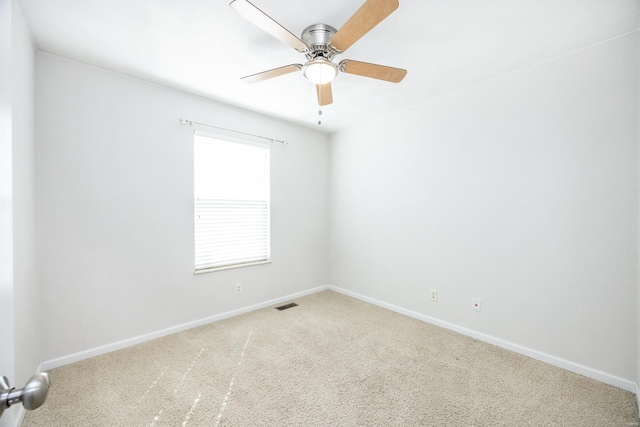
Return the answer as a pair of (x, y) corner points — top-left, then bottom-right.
(318, 107), (322, 125)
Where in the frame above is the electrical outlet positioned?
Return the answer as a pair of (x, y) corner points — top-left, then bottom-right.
(472, 297), (481, 312)
(430, 289), (438, 302)
(235, 283), (242, 294)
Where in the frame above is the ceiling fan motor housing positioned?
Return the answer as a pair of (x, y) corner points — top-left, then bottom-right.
(302, 24), (339, 61)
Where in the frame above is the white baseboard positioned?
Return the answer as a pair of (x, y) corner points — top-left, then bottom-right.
(40, 285), (329, 371)
(39, 283), (638, 395)
(327, 285), (638, 393)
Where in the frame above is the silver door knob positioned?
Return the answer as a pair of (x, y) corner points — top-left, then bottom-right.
(0, 372), (50, 418)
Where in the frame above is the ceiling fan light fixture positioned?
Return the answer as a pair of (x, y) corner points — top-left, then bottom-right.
(303, 59), (338, 85)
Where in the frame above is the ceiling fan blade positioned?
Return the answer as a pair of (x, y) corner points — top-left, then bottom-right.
(329, 0), (399, 52)
(230, 0), (309, 52)
(316, 83), (333, 106)
(241, 64), (303, 83)
(339, 59), (406, 83)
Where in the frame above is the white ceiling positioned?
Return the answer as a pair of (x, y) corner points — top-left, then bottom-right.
(17, 0), (640, 133)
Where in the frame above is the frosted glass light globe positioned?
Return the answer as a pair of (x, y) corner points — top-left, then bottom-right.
(303, 59), (338, 85)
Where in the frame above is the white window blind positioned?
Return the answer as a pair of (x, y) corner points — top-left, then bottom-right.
(194, 132), (270, 272)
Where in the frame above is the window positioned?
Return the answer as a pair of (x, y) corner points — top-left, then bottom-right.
(194, 131), (270, 272)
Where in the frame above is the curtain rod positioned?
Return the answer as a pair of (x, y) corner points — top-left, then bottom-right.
(179, 118), (287, 144)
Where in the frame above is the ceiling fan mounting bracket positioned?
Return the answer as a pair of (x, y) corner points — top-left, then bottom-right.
(301, 24), (340, 61)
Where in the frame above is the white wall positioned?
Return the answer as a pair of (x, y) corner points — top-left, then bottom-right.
(37, 53), (329, 363)
(12, 0), (39, 389)
(330, 32), (639, 384)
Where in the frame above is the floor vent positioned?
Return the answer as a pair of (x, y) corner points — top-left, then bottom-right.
(275, 302), (298, 311)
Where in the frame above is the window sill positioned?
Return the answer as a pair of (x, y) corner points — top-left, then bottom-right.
(194, 259), (271, 275)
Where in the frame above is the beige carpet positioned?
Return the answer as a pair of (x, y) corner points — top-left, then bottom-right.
(23, 290), (638, 426)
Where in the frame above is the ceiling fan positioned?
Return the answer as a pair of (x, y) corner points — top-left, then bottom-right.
(229, 0), (407, 108)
